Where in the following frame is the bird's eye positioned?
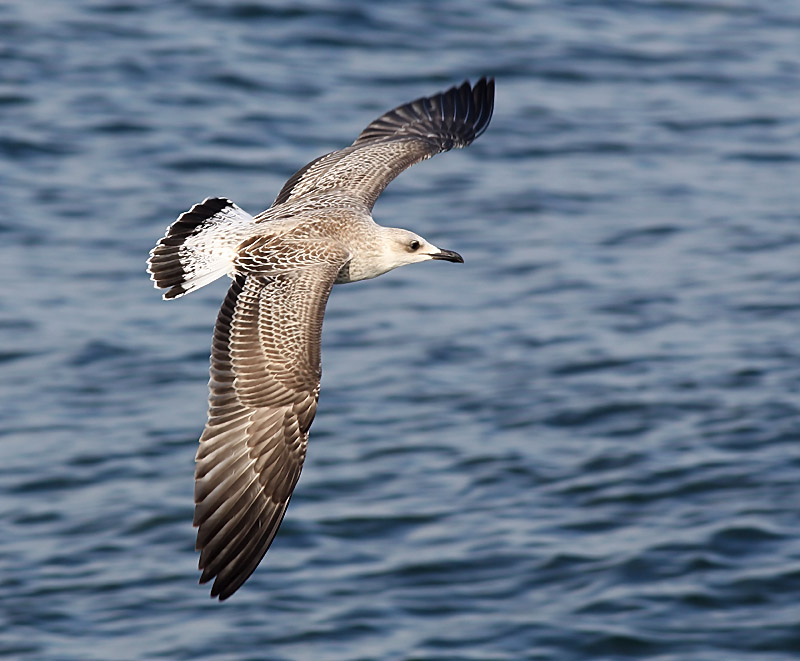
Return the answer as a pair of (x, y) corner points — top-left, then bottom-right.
(409, 240), (420, 251)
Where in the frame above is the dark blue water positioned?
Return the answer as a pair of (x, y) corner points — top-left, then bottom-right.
(3, 1), (800, 659)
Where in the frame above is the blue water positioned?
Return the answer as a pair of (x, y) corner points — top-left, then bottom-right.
(2, 1), (800, 659)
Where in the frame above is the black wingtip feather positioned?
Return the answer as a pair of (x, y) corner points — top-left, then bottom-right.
(353, 77), (495, 150)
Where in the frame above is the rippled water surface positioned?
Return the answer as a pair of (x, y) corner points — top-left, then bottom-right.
(2, 1), (800, 659)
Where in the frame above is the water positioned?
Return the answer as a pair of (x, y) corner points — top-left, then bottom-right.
(2, 1), (800, 659)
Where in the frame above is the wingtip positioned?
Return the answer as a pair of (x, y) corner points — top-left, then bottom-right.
(446, 76), (495, 141)
(200, 574), (231, 602)
(470, 76), (494, 139)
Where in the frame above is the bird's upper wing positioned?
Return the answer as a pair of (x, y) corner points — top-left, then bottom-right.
(193, 237), (351, 600)
(272, 78), (494, 210)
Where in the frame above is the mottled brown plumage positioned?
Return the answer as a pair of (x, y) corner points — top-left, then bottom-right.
(147, 78), (494, 599)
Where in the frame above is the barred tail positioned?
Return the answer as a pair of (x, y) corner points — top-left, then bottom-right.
(147, 197), (256, 300)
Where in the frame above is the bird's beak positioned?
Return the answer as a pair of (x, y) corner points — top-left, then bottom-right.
(430, 249), (464, 263)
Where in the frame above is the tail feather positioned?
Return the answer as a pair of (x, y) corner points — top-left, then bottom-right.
(148, 198), (256, 299)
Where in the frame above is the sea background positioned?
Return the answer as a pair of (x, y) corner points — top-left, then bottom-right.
(2, 1), (800, 659)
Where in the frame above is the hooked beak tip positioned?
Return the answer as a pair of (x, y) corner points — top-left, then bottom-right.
(430, 249), (464, 264)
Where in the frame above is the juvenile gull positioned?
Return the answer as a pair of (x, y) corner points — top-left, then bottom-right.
(147, 78), (494, 600)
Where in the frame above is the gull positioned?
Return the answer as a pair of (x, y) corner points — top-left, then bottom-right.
(147, 78), (494, 600)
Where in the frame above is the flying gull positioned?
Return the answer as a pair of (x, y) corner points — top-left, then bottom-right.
(147, 78), (494, 600)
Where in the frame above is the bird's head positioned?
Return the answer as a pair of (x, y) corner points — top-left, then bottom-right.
(381, 227), (464, 271)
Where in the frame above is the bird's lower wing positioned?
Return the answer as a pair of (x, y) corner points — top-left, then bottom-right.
(194, 242), (350, 600)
